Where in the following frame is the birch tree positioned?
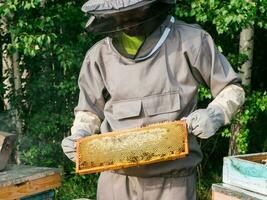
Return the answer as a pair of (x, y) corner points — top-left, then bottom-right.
(228, 26), (254, 155)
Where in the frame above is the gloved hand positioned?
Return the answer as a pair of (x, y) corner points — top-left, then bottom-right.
(185, 105), (225, 139)
(61, 130), (90, 162)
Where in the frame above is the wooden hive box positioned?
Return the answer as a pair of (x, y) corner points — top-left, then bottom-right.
(212, 183), (267, 200)
(76, 121), (188, 175)
(0, 165), (61, 200)
(223, 152), (267, 196)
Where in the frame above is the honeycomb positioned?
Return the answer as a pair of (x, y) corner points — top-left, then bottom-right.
(76, 121), (188, 174)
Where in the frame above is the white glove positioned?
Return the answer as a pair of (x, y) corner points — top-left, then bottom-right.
(186, 105), (225, 139)
(61, 130), (90, 162)
(62, 111), (101, 162)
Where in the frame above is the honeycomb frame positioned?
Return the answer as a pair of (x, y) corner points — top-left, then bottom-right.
(76, 120), (188, 175)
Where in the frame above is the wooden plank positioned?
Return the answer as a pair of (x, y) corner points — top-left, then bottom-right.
(213, 191), (240, 200)
(223, 152), (267, 195)
(212, 183), (267, 200)
(0, 173), (61, 200)
(240, 153), (267, 163)
(0, 165), (61, 187)
(0, 131), (16, 171)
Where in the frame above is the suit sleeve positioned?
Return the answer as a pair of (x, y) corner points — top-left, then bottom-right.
(189, 31), (245, 124)
(74, 51), (106, 119)
(192, 31), (242, 97)
(71, 51), (106, 135)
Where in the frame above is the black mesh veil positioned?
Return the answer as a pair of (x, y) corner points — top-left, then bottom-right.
(85, 2), (172, 34)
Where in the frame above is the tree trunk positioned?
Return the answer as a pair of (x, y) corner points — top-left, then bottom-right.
(1, 15), (23, 164)
(0, 3), (4, 110)
(0, 41), (3, 111)
(228, 122), (241, 156)
(11, 34), (23, 165)
(40, 0), (46, 7)
(2, 53), (12, 111)
(1, 14), (12, 111)
(228, 27), (254, 156)
(239, 28), (254, 86)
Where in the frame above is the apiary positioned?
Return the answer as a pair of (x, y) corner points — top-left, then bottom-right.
(76, 120), (188, 174)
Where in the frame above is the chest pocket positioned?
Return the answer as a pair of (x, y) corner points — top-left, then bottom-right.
(112, 92), (180, 120)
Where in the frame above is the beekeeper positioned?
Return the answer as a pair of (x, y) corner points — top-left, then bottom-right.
(62, 0), (245, 199)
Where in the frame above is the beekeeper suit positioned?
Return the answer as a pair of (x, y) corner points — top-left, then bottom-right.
(61, 0), (245, 199)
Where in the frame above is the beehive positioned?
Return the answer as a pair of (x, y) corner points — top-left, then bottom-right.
(76, 120), (188, 175)
(223, 152), (267, 196)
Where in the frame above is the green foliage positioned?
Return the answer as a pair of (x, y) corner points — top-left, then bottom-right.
(176, 0), (267, 155)
(198, 86), (212, 102)
(1, 0), (98, 198)
(197, 171), (222, 200)
(2, 0), (87, 162)
(221, 90), (267, 153)
(174, 1), (267, 198)
(56, 173), (99, 200)
(176, 0), (267, 34)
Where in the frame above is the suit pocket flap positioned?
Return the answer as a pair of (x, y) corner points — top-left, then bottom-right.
(142, 92), (180, 116)
(113, 100), (142, 120)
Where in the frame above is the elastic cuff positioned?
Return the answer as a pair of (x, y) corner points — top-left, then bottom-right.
(75, 129), (91, 137)
(209, 84), (245, 124)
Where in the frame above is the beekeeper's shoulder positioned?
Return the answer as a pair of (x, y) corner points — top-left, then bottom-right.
(173, 20), (206, 46)
(83, 37), (109, 61)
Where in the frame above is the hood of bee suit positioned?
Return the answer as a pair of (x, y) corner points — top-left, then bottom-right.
(82, 0), (176, 14)
(82, 0), (175, 34)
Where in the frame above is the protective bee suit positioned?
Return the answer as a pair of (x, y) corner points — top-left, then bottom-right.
(61, 0), (245, 199)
